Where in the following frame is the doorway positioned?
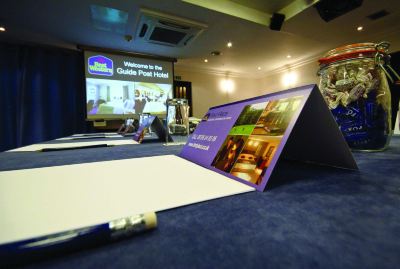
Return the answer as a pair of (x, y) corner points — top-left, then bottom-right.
(173, 80), (193, 116)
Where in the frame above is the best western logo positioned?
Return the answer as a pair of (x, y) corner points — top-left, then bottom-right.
(88, 55), (113, 76)
(202, 111), (229, 121)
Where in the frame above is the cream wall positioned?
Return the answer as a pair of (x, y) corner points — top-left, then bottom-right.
(175, 60), (320, 118)
(258, 61), (320, 94)
(174, 68), (264, 118)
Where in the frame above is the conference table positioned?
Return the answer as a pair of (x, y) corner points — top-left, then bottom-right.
(0, 135), (399, 268)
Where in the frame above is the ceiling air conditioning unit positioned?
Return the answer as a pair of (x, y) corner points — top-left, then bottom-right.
(135, 8), (207, 47)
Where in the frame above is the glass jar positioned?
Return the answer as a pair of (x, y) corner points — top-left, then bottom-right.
(166, 98), (190, 144)
(318, 42), (393, 151)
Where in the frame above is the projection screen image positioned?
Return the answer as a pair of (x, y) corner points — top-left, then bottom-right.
(84, 50), (174, 119)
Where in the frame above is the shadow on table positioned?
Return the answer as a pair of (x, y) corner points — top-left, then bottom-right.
(266, 159), (362, 193)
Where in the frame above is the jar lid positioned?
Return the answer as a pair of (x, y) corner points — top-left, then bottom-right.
(318, 42), (388, 66)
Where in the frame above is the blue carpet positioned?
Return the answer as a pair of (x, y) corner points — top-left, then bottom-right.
(0, 136), (399, 269)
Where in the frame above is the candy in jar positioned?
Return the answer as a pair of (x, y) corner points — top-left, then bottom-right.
(318, 42), (399, 151)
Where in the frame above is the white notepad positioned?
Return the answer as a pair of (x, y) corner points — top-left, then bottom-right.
(7, 139), (138, 152)
(0, 155), (254, 244)
(72, 133), (119, 137)
(56, 134), (123, 140)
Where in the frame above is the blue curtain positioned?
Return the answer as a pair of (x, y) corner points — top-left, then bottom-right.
(0, 43), (89, 151)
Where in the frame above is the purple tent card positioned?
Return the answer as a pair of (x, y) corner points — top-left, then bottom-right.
(180, 84), (358, 191)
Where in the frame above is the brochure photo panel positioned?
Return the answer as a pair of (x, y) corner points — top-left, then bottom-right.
(211, 95), (303, 185)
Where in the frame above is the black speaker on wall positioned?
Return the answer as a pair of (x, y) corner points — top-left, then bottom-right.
(315, 0), (363, 22)
(269, 13), (285, 31)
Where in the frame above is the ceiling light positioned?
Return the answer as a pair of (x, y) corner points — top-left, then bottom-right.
(0, 26), (5, 32)
(227, 41), (232, 48)
(357, 26), (363, 31)
(204, 59), (208, 63)
(257, 67), (261, 70)
(286, 55), (291, 58)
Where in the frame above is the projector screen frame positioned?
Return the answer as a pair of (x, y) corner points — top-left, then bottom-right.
(79, 45), (176, 121)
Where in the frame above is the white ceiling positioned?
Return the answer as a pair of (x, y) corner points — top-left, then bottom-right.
(229, 0), (294, 12)
(0, 0), (399, 77)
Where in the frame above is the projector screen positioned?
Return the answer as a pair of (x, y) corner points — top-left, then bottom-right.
(84, 50), (174, 120)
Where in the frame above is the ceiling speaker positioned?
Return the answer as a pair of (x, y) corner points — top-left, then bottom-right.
(315, 0), (363, 22)
(269, 13), (285, 31)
